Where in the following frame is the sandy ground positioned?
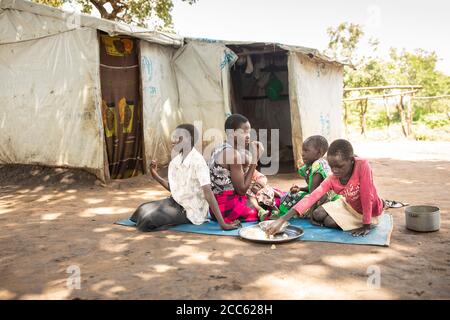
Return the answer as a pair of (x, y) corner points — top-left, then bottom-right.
(0, 140), (449, 300)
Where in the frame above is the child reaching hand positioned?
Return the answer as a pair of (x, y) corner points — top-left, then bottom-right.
(279, 135), (339, 218)
(268, 139), (386, 237)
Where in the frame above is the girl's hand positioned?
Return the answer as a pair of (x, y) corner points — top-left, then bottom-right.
(265, 219), (286, 236)
(220, 220), (241, 230)
(351, 225), (371, 237)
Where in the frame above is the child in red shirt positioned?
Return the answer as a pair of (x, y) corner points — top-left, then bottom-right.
(267, 139), (386, 237)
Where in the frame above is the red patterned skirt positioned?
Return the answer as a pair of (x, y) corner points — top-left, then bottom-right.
(212, 190), (258, 223)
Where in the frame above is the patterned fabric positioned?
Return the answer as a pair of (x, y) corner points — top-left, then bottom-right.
(168, 148), (211, 225)
(209, 143), (235, 194)
(246, 170), (282, 207)
(212, 190), (259, 223)
(279, 158), (340, 216)
(100, 35), (143, 179)
(208, 143), (260, 223)
(298, 158), (331, 192)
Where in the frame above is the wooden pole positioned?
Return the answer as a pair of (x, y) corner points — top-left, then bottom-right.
(344, 101), (349, 135)
(412, 94), (450, 100)
(406, 93), (414, 136)
(397, 95), (408, 137)
(344, 85), (422, 92)
(383, 97), (391, 137)
(360, 99), (368, 136)
(342, 89), (419, 102)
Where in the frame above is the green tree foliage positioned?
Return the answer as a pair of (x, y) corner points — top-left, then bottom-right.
(327, 22), (388, 88)
(327, 22), (450, 137)
(34, 0), (66, 7)
(327, 22), (449, 96)
(326, 22), (364, 63)
(32, 0), (197, 29)
(387, 48), (450, 97)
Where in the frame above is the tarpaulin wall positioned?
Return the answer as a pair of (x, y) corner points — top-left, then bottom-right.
(172, 41), (237, 159)
(0, 21), (105, 179)
(140, 42), (181, 167)
(288, 52), (344, 165)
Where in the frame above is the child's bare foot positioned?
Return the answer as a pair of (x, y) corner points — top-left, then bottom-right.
(310, 215), (324, 227)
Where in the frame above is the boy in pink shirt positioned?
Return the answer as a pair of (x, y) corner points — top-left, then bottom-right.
(267, 139), (385, 237)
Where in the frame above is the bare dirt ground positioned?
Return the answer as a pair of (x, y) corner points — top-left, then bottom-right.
(1, 140), (449, 300)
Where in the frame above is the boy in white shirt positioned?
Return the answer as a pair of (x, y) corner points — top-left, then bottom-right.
(130, 124), (241, 231)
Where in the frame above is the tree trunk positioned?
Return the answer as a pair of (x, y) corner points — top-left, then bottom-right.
(406, 94), (413, 136)
(360, 99), (368, 136)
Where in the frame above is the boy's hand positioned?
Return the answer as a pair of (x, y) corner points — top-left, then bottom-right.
(150, 160), (158, 176)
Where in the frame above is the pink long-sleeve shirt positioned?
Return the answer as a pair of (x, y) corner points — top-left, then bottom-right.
(293, 157), (383, 225)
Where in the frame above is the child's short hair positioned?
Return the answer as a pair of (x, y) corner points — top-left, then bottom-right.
(176, 123), (199, 148)
(328, 139), (354, 161)
(304, 135), (329, 157)
(225, 113), (249, 131)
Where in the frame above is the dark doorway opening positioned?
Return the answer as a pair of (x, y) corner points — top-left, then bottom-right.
(228, 44), (295, 173)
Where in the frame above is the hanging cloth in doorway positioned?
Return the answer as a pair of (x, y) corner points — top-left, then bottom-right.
(265, 72), (283, 101)
(99, 34), (144, 179)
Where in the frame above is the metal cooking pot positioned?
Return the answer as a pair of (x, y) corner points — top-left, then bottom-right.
(405, 205), (440, 232)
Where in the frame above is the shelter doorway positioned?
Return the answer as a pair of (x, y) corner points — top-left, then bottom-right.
(99, 32), (145, 179)
(227, 44), (296, 173)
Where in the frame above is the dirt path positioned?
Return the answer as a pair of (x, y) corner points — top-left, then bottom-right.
(1, 141), (449, 299)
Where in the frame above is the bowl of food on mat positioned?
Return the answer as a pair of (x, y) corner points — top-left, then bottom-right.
(239, 220), (304, 244)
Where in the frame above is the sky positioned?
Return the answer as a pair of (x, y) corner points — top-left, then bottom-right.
(171, 0), (450, 74)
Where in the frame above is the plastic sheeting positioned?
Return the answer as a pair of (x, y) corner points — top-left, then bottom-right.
(172, 41), (237, 157)
(0, 27), (106, 180)
(140, 42), (181, 167)
(0, 0), (182, 47)
(288, 52), (344, 165)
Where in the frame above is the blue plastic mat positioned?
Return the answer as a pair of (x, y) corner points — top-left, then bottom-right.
(114, 214), (393, 246)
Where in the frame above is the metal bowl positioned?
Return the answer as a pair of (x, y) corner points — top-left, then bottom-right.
(239, 224), (304, 244)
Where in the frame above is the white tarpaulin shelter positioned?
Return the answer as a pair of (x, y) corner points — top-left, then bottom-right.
(0, 0), (346, 180)
(0, 0), (183, 181)
(180, 39), (345, 169)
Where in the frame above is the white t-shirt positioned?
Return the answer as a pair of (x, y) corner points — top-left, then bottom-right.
(168, 148), (211, 225)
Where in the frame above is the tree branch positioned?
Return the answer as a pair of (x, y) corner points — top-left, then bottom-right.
(90, 0), (108, 18)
